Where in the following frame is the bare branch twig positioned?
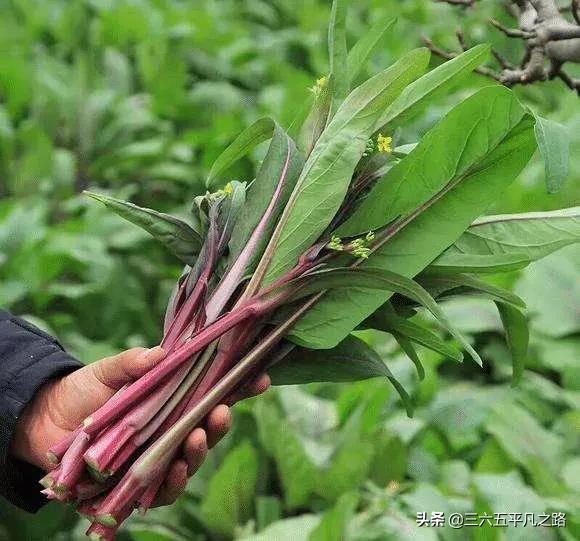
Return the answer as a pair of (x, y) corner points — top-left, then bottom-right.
(435, 0), (476, 6)
(572, 0), (580, 25)
(556, 68), (580, 94)
(430, 0), (580, 94)
(492, 48), (516, 69)
(421, 37), (503, 81)
(455, 28), (469, 50)
(489, 18), (535, 38)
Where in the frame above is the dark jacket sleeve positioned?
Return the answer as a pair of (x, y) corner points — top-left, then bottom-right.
(0, 310), (81, 512)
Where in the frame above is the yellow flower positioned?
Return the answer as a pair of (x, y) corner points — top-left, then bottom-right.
(316, 76), (328, 88)
(310, 75), (328, 96)
(377, 133), (393, 153)
(223, 182), (234, 196)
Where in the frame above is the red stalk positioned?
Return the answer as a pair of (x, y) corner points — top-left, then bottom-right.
(162, 264), (211, 350)
(183, 322), (259, 412)
(76, 478), (112, 501)
(54, 431), (91, 492)
(107, 438), (137, 474)
(47, 384), (130, 465)
(137, 471), (165, 513)
(46, 428), (80, 465)
(95, 296), (320, 516)
(78, 495), (105, 518)
(206, 145), (293, 321)
(99, 349), (213, 478)
(95, 500), (135, 529)
(83, 361), (193, 473)
(83, 296), (280, 436)
(132, 344), (215, 447)
(163, 272), (189, 336)
(163, 201), (224, 349)
(40, 469), (58, 489)
(94, 474), (149, 522)
(40, 488), (56, 500)
(83, 422), (133, 476)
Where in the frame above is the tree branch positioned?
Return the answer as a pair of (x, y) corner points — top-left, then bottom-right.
(421, 37), (503, 81)
(430, 0), (580, 94)
(492, 48), (517, 69)
(435, 0), (476, 6)
(455, 28), (469, 50)
(556, 67), (580, 94)
(572, 0), (580, 25)
(537, 24), (580, 41)
(489, 18), (535, 38)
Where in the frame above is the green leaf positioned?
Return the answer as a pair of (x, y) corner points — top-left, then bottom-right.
(485, 401), (565, 494)
(271, 334), (395, 384)
(200, 442), (258, 537)
(368, 432), (408, 485)
(429, 253), (531, 274)
(216, 180), (247, 249)
(254, 400), (319, 509)
(515, 244), (580, 338)
(206, 117), (275, 188)
(85, 192), (202, 265)
(562, 457), (580, 493)
(347, 15), (397, 83)
(316, 422), (373, 500)
(290, 108), (536, 349)
(128, 525), (192, 541)
(241, 516), (321, 541)
(473, 472), (549, 540)
(431, 207), (580, 273)
(418, 272), (527, 309)
(393, 142), (417, 156)
(309, 492), (359, 541)
(380, 44), (491, 128)
(338, 86), (528, 236)
(425, 384), (504, 453)
(440, 298), (503, 334)
(496, 302), (529, 386)
(227, 124), (303, 273)
(289, 267), (482, 366)
(256, 496), (282, 531)
(299, 77), (333, 156)
(366, 306), (463, 362)
(328, 0), (348, 108)
(271, 334), (413, 416)
(262, 49), (430, 285)
(391, 331), (426, 380)
(534, 114), (570, 193)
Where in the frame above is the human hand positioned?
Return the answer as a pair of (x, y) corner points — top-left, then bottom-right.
(11, 347), (270, 506)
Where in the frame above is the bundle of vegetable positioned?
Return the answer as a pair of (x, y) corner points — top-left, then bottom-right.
(41, 3), (579, 539)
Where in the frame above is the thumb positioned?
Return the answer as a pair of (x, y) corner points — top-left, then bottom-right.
(90, 346), (166, 390)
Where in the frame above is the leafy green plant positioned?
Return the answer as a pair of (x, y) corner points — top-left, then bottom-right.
(25, 1), (580, 540)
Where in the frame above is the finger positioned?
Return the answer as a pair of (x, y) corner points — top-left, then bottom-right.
(229, 374), (271, 405)
(206, 405), (232, 449)
(153, 460), (188, 507)
(183, 428), (208, 476)
(90, 346), (166, 390)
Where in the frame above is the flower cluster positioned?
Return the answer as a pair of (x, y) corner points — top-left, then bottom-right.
(349, 231), (375, 259)
(377, 133), (392, 153)
(310, 75), (329, 97)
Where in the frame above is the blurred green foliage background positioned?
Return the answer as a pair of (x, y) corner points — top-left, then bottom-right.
(0, 1), (578, 540)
